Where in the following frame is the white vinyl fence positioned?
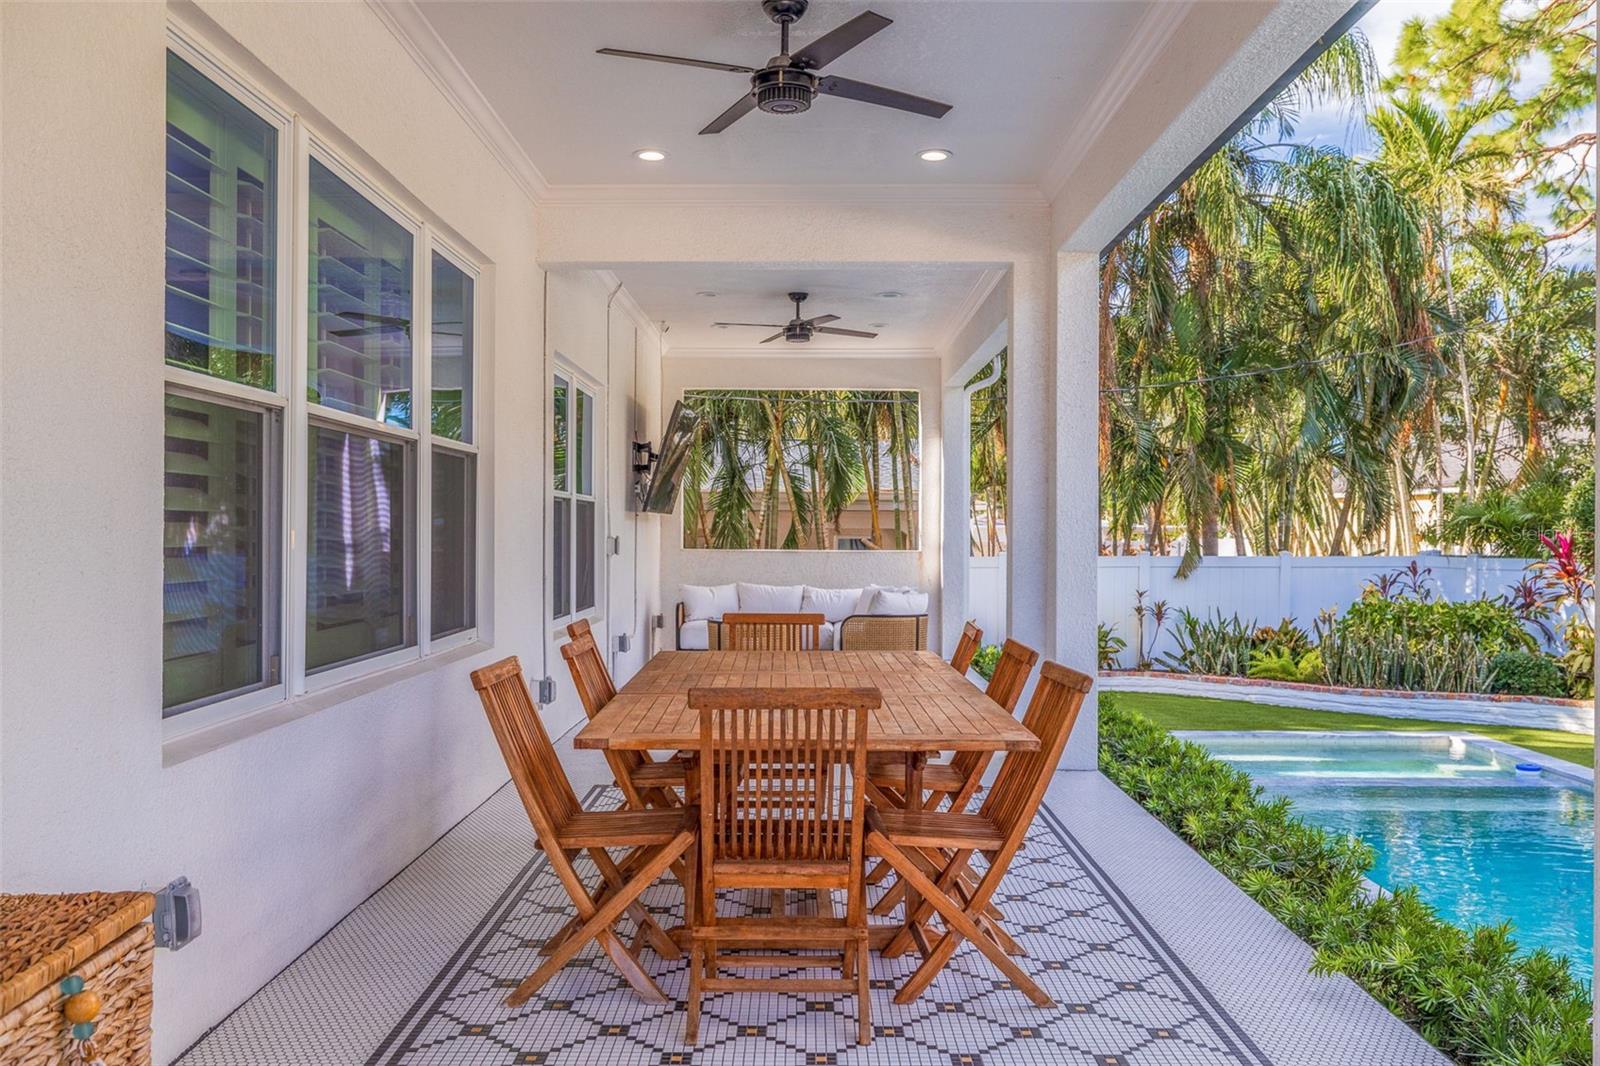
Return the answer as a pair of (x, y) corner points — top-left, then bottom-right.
(967, 553), (1545, 665)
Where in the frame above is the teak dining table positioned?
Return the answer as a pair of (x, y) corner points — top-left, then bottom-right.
(573, 649), (1039, 953)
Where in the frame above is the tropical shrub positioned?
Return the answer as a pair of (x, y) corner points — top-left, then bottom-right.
(1130, 589), (1170, 670)
(1340, 593), (1536, 657)
(970, 643), (1000, 681)
(1251, 617), (1312, 658)
(1099, 699), (1593, 1065)
(1487, 651), (1567, 698)
(1247, 647), (1324, 684)
(1158, 609), (1255, 676)
(1317, 613), (1494, 693)
(1559, 622), (1594, 699)
(1097, 624), (1126, 670)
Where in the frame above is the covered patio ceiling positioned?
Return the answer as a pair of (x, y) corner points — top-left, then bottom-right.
(608, 263), (1000, 353)
(390, 0), (1343, 250)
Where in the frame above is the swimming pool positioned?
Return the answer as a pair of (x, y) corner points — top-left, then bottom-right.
(1183, 731), (1594, 979)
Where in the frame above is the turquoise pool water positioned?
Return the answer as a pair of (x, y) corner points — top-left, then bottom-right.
(1192, 733), (1593, 979)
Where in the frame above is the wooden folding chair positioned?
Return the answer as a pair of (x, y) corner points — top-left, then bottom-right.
(685, 685), (879, 1046)
(867, 637), (1037, 814)
(950, 620), (983, 676)
(471, 656), (694, 1006)
(720, 612), (825, 651)
(561, 629), (687, 809)
(866, 661), (1091, 1006)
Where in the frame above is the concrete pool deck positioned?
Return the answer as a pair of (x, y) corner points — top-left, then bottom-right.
(175, 727), (1452, 1066)
(1176, 729), (1594, 787)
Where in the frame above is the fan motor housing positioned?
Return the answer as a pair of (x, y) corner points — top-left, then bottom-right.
(752, 65), (817, 115)
(784, 324), (813, 343)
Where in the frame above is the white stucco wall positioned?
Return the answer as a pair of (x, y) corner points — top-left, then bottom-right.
(0, 6), (655, 1061)
(658, 353), (944, 646)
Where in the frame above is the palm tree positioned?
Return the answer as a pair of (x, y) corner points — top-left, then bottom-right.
(681, 389), (911, 551)
(1371, 95), (1516, 499)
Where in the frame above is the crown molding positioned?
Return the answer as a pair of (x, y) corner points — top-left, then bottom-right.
(593, 269), (659, 340)
(538, 183), (1048, 208)
(936, 268), (1008, 352)
(366, 0), (550, 204)
(1041, 0), (1192, 203)
(662, 346), (939, 361)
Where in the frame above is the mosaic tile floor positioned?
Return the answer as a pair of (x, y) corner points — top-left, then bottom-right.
(365, 787), (1270, 1066)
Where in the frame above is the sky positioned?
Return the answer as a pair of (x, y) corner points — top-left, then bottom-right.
(1291, 0), (1595, 265)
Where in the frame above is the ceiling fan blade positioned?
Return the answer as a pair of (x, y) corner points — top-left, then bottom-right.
(817, 76), (952, 118)
(759, 332), (786, 344)
(713, 322), (785, 328)
(803, 314), (840, 327)
(791, 11), (892, 70)
(596, 48), (754, 74)
(815, 326), (879, 338)
(699, 92), (758, 134)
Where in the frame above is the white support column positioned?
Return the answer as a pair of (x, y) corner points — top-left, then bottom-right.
(940, 381), (971, 656)
(1051, 251), (1101, 768)
(1004, 255), (1052, 652)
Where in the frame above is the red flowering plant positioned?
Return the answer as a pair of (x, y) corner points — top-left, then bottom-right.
(1534, 532), (1595, 625)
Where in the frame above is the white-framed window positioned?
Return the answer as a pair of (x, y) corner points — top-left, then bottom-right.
(162, 30), (483, 726)
(551, 368), (599, 623)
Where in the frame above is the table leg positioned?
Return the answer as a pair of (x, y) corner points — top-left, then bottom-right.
(899, 750), (929, 956)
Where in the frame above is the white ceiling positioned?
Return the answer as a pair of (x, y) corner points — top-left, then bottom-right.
(607, 263), (995, 352)
(413, 0), (1165, 186)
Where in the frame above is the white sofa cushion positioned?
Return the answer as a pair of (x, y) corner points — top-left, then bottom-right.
(681, 582), (739, 622)
(802, 585), (862, 623)
(856, 583), (915, 614)
(678, 618), (711, 650)
(736, 582), (804, 613)
(818, 621), (838, 649)
(870, 589), (930, 616)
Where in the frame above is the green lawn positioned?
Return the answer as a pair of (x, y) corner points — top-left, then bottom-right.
(1111, 691), (1595, 769)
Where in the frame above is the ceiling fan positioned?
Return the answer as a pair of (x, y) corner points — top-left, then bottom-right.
(598, 0), (952, 135)
(715, 292), (879, 344)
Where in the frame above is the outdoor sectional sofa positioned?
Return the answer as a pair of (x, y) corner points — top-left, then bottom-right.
(675, 581), (931, 652)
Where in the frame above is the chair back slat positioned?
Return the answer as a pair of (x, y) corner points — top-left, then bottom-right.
(951, 620), (983, 675)
(690, 687), (877, 864)
(949, 638), (1038, 779)
(561, 631), (617, 718)
(471, 656), (580, 837)
(981, 661), (1092, 836)
(984, 638), (1039, 712)
(721, 612), (826, 651)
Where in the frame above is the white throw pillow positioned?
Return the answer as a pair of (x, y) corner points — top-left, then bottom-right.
(736, 582), (804, 613)
(871, 589), (929, 616)
(802, 585), (863, 623)
(856, 584), (915, 615)
(681, 582), (739, 622)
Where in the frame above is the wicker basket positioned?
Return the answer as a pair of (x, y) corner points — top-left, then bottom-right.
(0, 893), (155, 1066)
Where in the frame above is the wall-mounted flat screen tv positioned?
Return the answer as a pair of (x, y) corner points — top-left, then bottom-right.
(639, 401), (701, 514)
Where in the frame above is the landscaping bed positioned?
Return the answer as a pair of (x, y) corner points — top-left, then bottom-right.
(1099, 694), (1593, 1065)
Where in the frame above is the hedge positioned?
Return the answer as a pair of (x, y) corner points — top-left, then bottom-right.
(1098, 695), (1592, 1065)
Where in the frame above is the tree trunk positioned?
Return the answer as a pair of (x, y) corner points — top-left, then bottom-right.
(1441, 237), (1476, 499)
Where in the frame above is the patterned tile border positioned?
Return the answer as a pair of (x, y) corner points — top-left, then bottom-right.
(368, 788), (1273, 1066)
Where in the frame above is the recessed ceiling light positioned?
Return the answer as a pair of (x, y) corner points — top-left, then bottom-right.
(918, 148), (953, 162)
(634, 148), (667, 162)
(876, 291), (904, 299)
(696, 290), (717, 297)
(869, 322), (888, 329)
